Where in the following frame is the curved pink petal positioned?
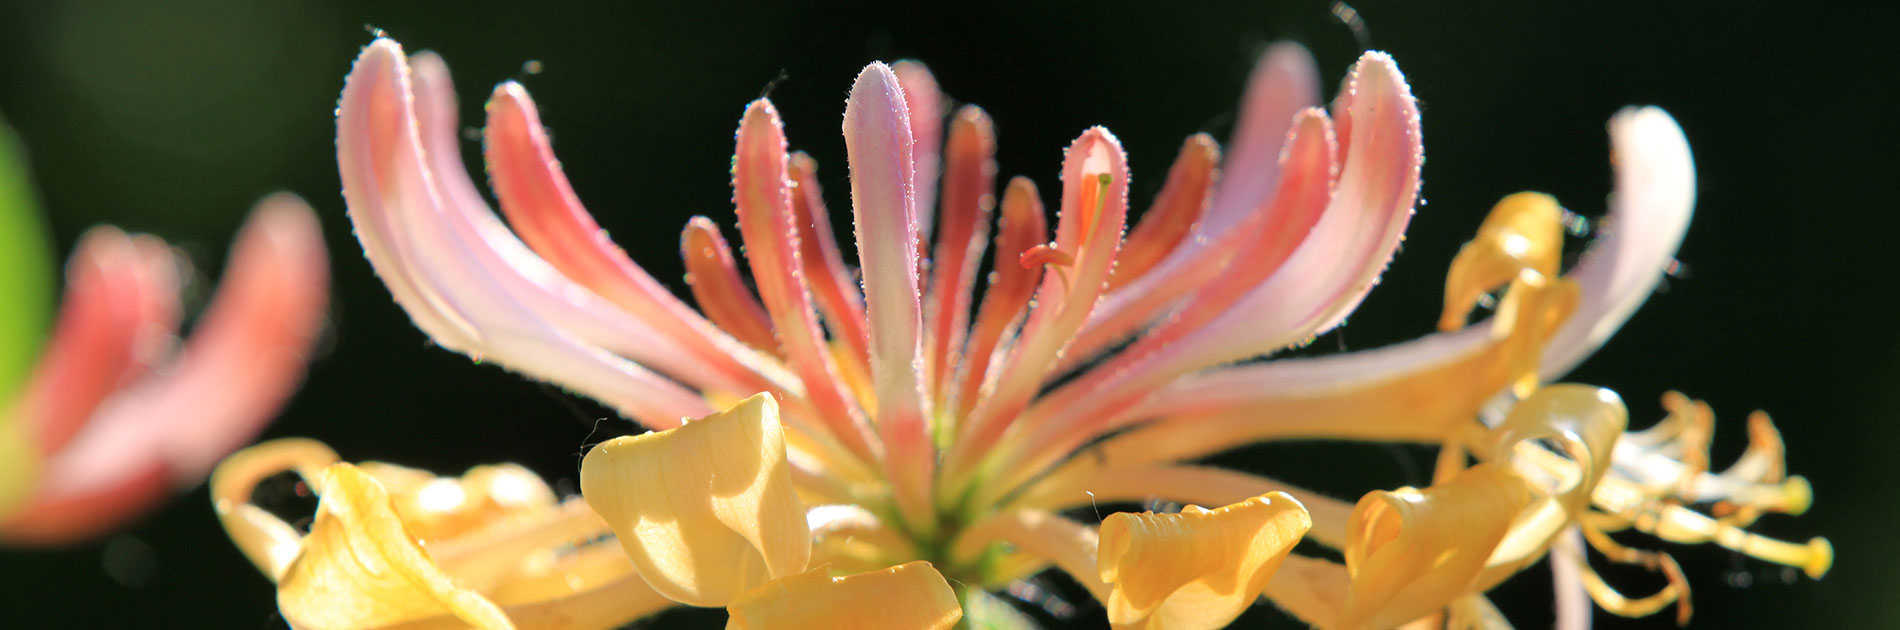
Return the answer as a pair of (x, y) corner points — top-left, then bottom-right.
(786, 152), (873, 373)
(337, 39), (709, 426)
(17, 228), (164, 456)
(947, 127), (1128, 479)
(893, 60), (943, 248)
(843, 63), (935, 521)
(1157, 51), (1421, 369)
(953, 177), (1046, 419)
(1069, 42), (1320, 365)
(477, 69), (790, 399)
(924, 106), (996, 404)
(1207, 41), (1322, 232)
(118, 194), (328, 479)
(1015, 109), (1337, 450)
(733, 98), (878, 460)
(679, 216), (777, 354)
(1540, 107), (1695, 378)
(0, 459), (166, 545)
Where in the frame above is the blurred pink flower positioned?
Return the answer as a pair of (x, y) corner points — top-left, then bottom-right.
(0, 195), (328, 545)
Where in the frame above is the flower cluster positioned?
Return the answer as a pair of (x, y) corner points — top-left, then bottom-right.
(209, 37), (1826, 628)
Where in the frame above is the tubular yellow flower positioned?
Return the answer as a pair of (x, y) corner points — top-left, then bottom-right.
(276, 463), (515, 630)
(1342, 464), (1533, 630)
(578, 393), (812, 607)
(1440, 192), (1566, 334)
(214, 438), (675, 630)
(1098, 492), (1312, 629)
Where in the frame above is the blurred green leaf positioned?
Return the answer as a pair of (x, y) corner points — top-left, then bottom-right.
(0, 120), (55, 410)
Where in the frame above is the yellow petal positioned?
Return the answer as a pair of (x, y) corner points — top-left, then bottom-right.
(362, 461), (559, 542)
(1342, 464), (1532, 630)
(1097, 492), (1312, 629)
(1471, 384), (1628, 589)
(1441, 192), (1564, 332)
(579, 393), (811, 606)
(277, 463), (512, 630)
(210, 437), (340, 580)
(1033, 270), (1578, 494)
(1490, 384), (1626, 512)
(724, 561), (961, 630)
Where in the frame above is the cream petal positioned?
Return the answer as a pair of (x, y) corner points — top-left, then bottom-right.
(1540, 107), (1696, 378)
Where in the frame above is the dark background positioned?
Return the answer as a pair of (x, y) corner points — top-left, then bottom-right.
(1, 1), (1894, 627)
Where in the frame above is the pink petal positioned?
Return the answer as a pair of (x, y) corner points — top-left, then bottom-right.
(0, 460), (166, 545)
(1207, 41), (1322, 233)
(947, 127), (1128, 479)
(733, 98), (879, 461)
(1540, 107), (1696, 378)
(787, 152), (873, 374)
(1069, 43), (1320, 365)
(17, 228), (168, 456)
(479, 79), (792, 400)
(892, 60), (944, 248)
(1104, 133), (1219, 292)
(129, 195), (329, 479)
(1157, 51), (1421, 369)
(338, 39), (709, 426)
(843, 63), (935, 521)
(953, 177), (1046, 419)
(1016, 109), (1337, 451)
(679, 216), (777, 355)
(924, 106), (997, 404)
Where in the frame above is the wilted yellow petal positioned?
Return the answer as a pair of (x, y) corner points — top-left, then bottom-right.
(724, 561), (961, 630)
(1342, 464), (1532, 630)
(210, 438), (340, 580)
(579, 393), (811, 607)
(1471, 384), (1628, 589)
(1491, 384), (1626, 512)
(1097, 492), (1312, 629)
(1441, 192), (1564, 332)
(277, 463), (512, 630)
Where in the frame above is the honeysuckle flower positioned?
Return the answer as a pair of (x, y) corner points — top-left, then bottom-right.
(0, 141), (329, 546)
(214, 34), (1829, 628)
